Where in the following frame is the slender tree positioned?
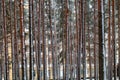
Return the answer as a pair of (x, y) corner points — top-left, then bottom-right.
(77, 0), (82, 79)
(29, 0), (34, 79)
(108, 0), (112, 79)
(87, 4), (92, 79)
(118, 0), (120, 79)
(112, 0), (116, 79)
(9, 0), (14, 80)
(2, 0), (8, 79)
(48, 0), (56, 79)
(98, 0), (105, 79)
(14, 0), (20, 80)
(82, 0), (86, 79)
(0, 7), (2, 69)
(93, 0), (99, 79)
(19, 0), (25, 79)
(41, 0), (47, 79)
(37, 0), (41, 79)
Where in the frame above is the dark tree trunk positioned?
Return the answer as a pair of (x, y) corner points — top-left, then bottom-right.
(118, 0), (120, 79)
(98, 0), (104, 80)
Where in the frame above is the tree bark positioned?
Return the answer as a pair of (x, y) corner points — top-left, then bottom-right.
(118, 0), (120, 79)
(2, 0), (8, 79)
(98, 0), (105, 79)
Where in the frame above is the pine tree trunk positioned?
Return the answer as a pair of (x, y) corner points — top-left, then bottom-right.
(118, 0), (120, 79)
(19, 0), (24, 79)
(37, 0), (42, 79)
(2, 0), (8, 79)
(98, 0), (104, 79)
(29, 0), (34, 79)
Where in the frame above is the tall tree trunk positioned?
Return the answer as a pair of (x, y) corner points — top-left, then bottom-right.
(48, 0), (55, 79)
(41, 0), (46, 79)
(108, 0), (112, 79)
(64, 0), (69, 79)
(118, 0), (120, 79)
(112, 0), (116, 79)
(82, 0), (86, 79)
(0, 5), (2, 80)
(19, 0), (24, 79)
(29, 0), (34, 79)
(9, 0), (13, 80)
(98, 0), (105, 79)
(14, 0), (20, 80)
(37, 0), (41, 79)
(93, 0), (98, 79)
(2, 0), (8, 79)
